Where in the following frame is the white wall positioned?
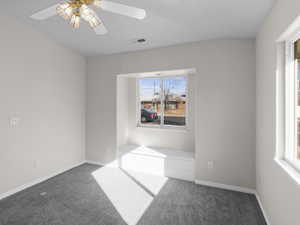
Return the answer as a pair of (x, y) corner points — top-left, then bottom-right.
(0, 15), (86, 195)
(117, 76), (129, 148)
(256, 0), (300, 224)
(87, 39), (256, 189)
(126, 77), (195, 152)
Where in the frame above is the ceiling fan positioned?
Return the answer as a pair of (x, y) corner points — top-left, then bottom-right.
(30, 0), (146, 35)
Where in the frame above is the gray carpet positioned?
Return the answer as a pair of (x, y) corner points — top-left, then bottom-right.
(0, 164), (266, 225)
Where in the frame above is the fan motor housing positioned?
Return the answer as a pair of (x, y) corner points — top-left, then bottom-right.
(70, 0), (96, 8)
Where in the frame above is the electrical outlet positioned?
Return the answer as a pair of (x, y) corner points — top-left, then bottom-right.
(208, 161), (214, 169)
(10, 117), (20, 128)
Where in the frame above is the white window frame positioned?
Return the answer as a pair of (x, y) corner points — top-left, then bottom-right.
(136, 75), (189, 130)
(284, 32), (300, 172)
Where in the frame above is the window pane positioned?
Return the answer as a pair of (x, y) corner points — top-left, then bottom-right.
(139, 78), (161, 125)
(163, 77), (187, 126)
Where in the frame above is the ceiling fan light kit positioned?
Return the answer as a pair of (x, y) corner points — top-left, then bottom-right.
(31, 0), (146, 35)
(70, 12), (81, 28)
(57, 3), (73, 20)
(57, 0), (101, 29)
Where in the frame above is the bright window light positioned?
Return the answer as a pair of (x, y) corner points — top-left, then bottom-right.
(92, 146), (169, 225)
(92, 166), (153, 225)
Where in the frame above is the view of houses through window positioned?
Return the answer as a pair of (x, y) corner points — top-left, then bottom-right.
(139, 76), (187, 127)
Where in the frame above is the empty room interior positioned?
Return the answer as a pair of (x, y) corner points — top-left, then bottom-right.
(0, 0), (299, 225)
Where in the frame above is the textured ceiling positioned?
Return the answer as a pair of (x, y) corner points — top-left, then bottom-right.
(1, 0), (274, 56)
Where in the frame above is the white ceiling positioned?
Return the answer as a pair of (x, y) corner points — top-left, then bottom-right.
(1, 0), (274, 56)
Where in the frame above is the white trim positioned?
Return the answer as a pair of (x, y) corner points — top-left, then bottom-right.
(136, 124), (189, 132)
(275, 159), (300, 186)
(0, 161), (85, 201)
(195, 179), (256, 194)
(275, 42), (286, 161)
(255, 193), (271, 225)
(117, 68), (197, 78)
(85, 160), (106, 166)
(279, 33), (300, 173)
(277, 14), (300, 42)
(195, 180), (270, 224)
(284, 38), (296, 163)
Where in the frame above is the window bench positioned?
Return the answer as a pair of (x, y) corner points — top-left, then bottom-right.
(119, 145), (195, 181)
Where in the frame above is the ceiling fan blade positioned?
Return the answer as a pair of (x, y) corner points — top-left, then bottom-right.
(30, 4), (59, 20)
(100, 1), (146, 20)
(94, 23), (108, 35)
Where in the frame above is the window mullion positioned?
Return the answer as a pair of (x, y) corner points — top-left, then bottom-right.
(160, 78), (164, 128)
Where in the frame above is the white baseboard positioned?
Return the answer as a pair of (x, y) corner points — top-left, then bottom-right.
(195, 179), (256, 194)
(85, 160), (105, 166)
(0, 161), (85, 201)
(195, 179), (270, 224)
(255, 192), (271, 225)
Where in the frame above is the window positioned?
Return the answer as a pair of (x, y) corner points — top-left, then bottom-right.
(138, 76), (188, 128)
(284, 37), (300, 171)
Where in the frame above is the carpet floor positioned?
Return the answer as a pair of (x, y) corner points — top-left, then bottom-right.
(0, 164), (266, 225)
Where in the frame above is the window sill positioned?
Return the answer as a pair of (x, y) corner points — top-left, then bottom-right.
(275, 158), (300, 186)
(136, 125), (189, 132)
